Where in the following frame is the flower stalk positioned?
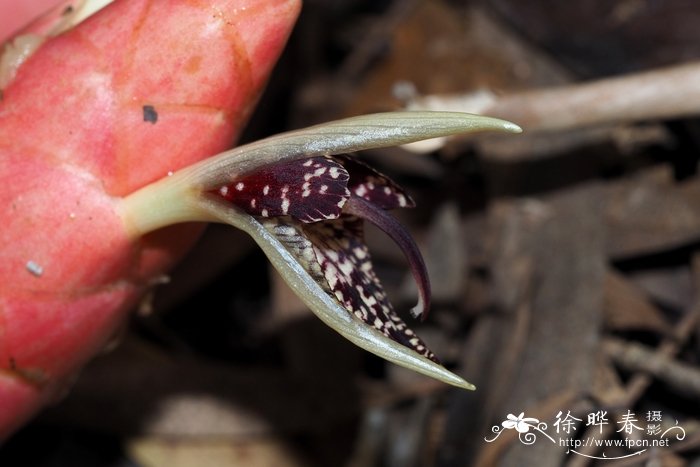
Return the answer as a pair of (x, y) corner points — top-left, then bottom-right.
(120, 111), (521, 390)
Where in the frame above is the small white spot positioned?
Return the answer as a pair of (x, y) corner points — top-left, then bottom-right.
(281, 198), (290, 214)
(327, 251), (339, 262)
(325, 264), (339, 289)
(235, 182), (245, 191)
(278, 225), (296, 236)
(384, 187), (392, 195)
(261, 209), (269, 217)
(354, 247), (367, 259)
(303, 173), (313, 181)
(302, 190), (311, 198)
(303, 159), (314, 167)
(339, 260), (354, 276)
(329, 167), (341, 179)
(250, 199), (257, 208)
(263, 185), (270, 195)
(167, 171), (174, 177)
(69, 213), (76, 220)
(219, 186), (229, 196)
(320, 185), (328, 194)
(355, 185), (368, 197)
(282, 185), (289, 194)
(26, 260), (43, 277)
(398, 194), (407, 207)
(303, 248), (315, 261)
(314, 167), (327, 177)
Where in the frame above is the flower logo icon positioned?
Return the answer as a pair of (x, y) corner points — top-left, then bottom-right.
(502, 413), (540, 433)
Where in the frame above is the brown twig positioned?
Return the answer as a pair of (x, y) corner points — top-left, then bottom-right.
(622, 256), (700, 405)
(408, 61), (700, 133)
(604, 337), (700, 399)
(565, 256), (700, 467)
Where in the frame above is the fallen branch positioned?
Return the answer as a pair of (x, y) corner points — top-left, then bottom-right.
(407, 61), (700, 133)
(565, 256), (700, 467)
(604, 338), (700, 400)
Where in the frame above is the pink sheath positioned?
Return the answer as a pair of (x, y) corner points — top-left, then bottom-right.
(0, 0), (300, 439)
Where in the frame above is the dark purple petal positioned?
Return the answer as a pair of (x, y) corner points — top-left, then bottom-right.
(302, 218), (438, 363)
(216, 157), (350, 223)
(261, 216), (437, 362)
(344, 196), (431, 321)
(336, 155), (415, 210)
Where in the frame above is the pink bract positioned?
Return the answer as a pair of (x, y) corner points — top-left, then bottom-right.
(0, 0), (300, 439)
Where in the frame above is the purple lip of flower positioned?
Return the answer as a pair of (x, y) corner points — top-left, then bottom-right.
(212, 154), (436, 362)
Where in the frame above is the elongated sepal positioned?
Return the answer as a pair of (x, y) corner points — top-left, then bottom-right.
(121, 111), (521, 238)
(196, 196), (476, 390)
(179, 111), (521, 191)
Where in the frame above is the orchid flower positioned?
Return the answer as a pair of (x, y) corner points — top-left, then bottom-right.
(121, 111), (521, 389)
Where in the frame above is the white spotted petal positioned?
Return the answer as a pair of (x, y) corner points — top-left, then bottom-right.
(120, 111), (522, 390)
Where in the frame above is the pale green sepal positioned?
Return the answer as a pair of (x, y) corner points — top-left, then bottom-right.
(181, 111), (521, 190)
(197, 197), (476, 390)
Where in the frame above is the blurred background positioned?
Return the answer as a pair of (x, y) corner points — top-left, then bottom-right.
(4, 0), (700, 465)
